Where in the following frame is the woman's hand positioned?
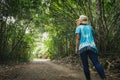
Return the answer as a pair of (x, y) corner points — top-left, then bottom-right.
(75, 48), (78, 55)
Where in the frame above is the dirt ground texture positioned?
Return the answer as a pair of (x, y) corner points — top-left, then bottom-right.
(0, 59), (120, 80)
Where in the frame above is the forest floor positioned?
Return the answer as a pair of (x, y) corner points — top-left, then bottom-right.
(0, 59), (120, 80)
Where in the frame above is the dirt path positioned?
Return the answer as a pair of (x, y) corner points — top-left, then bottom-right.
(0, 59), (106, 80)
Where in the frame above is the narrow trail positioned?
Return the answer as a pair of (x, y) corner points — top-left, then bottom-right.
(0, 59), (103, 80)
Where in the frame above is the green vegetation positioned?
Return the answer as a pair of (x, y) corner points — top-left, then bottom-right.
(0, 0), (120, 63)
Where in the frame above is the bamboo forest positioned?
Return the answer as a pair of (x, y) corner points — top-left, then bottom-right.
(0, 0), (120, 80)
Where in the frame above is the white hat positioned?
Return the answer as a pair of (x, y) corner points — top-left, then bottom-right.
(79, 15), (88, 24)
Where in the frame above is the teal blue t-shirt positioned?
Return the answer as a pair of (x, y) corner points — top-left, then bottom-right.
(75, 24), (98, 54)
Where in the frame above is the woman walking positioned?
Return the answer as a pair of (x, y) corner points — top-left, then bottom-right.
(75, 15), (106, 80)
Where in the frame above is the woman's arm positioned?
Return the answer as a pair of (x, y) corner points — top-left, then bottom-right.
(75, 33), (80, 54)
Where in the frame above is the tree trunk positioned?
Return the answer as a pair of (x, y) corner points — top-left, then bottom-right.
(96, 0), (105, 53)
(87, 0), (94, 28)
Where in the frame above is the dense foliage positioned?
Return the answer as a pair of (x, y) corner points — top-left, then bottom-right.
(45, 0), (120, 59)
(0, 0), (42, 62)
(0, 0), (120, 62)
